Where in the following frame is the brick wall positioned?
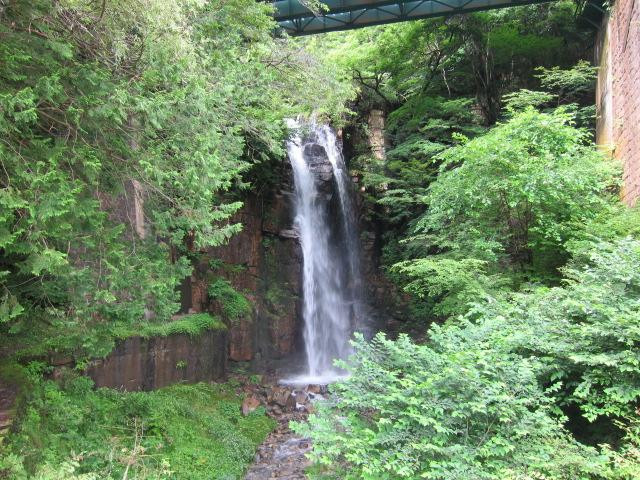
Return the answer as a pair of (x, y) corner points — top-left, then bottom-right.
(596, 0), (640, 206)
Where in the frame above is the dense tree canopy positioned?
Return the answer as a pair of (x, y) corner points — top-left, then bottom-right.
(0, 0), (352, 360)
(293, 8), (639, 476)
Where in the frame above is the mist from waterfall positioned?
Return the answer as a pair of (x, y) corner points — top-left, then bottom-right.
(284, 119), (368, 384)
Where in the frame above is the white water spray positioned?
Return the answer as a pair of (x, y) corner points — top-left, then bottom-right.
(284, 120), (367, 384)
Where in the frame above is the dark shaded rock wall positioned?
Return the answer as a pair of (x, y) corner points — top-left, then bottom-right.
(87, 329), (228, 391)
(180, 162), (304, 367)
(175, 130), (397, 370)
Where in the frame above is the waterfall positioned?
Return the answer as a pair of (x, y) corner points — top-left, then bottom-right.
(284, 120), (367, 384)
(315, 126), (368, 329)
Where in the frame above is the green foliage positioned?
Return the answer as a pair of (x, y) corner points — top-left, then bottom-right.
(603, 419), (640, 478)
(465, 237), (640, 421)
(303, 1), (585, 118)
(569, 206), (640, 250)
(295, 333), (604, 480)
(133, 313), (225, 339)
(294, 7), (636, 479)
(502, 89), (556, 111)
(411, 108), (618, 276)
(297, 237), (640, 478)
(0, 0), (350, 359)
(355, 96), (485, 228)
(0, 455), (98, 480)
(536, 60), (598, 101)
(503, 61), (598, 127)
(388, 108), (618, 318)
(2, 375), (275, 479)
(208, 278), (252, 321)
(391, 258), (509, 317)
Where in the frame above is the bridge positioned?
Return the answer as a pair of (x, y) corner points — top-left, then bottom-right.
(272, 0), (554, 35)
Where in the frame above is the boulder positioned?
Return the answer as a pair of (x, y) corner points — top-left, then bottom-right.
(285, 392), (297, 412)
(294, 390), (309, 405)
(242, 394), (261, 416)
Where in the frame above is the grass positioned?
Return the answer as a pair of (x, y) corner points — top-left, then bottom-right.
(207, 279), (252, 322)
(114, 313), (227, 340)
(1, 374), (275, 479)
(138, 313), (227, 337)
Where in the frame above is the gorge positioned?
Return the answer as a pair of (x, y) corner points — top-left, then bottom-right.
(2, 1), (639, 478)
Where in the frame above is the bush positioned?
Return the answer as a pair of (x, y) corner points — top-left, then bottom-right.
(390, 108), (620, 318)
(296, 237), (640, 478)
(208, 278), (252, 321)
(294, 333), (603, 479)
(391, 257), (510, 317)
(412, 108), (618, 276)
(2, 376), (274, 479)
(465, 237), (640, 421)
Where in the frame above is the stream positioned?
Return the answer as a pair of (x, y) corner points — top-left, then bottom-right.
(242, 378), (326, 479)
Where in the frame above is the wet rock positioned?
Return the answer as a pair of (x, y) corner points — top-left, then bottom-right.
(198, 191), (303, 363)
(303, 143), (334, 184)
(294, 390), (308, 405)
(284, 393), (297, 412)
(229, 319), (254, 362)
(303, 143), (327, 164)
(269, 387), (290, 408)
(306, 384), (321, 394)
(87, 330), (228, 391)
(237, 376), (318, 479)
(242, 394), (261, 416)
(278, 229), (298, 239)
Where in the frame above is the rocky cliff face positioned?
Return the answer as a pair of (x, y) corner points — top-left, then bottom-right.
(176, 129), (396, 372)
(87, 328), (228, 391)
(179, 160), (304, 369)
(87, 126), (395, 387)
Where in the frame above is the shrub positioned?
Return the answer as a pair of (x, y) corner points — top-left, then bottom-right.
(2, 376), (274, 479)
(208, 278), (252, 321)
(391, 108), (620, 317)
(296, 238), (640, 478)
(412, 108), (618, 276)
(294, 333), (603, 479)
(390, 257), (510, 317)
(465, 237), (640, 421)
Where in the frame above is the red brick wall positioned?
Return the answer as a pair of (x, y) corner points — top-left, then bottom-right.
(597, 0), (640, 206)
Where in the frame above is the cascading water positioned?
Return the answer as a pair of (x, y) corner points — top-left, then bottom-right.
(315, 126), (369, 334)
(284, 120), (368, 384)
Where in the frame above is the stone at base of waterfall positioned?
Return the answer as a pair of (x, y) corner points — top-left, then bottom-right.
(278, 229), (298, 239)
(242, 376), (334, 479)
(268, 386), (291, 409)
(284, 392), (297, 412)
(294, 390), (308, 405)
(305, 384), (328, 395)
(238, 382), (328, 418)
(245, 432), (312, 480)
(242, 394), (261, 416)
(265, 386), (316, 414)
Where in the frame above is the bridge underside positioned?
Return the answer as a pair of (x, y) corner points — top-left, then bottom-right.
(273, 0), (553, 35)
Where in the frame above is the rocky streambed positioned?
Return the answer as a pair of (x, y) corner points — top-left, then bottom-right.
(239, 377), (327, 480)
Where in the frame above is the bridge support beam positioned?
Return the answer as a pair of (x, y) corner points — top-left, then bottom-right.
(272, 0), (553, 35)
